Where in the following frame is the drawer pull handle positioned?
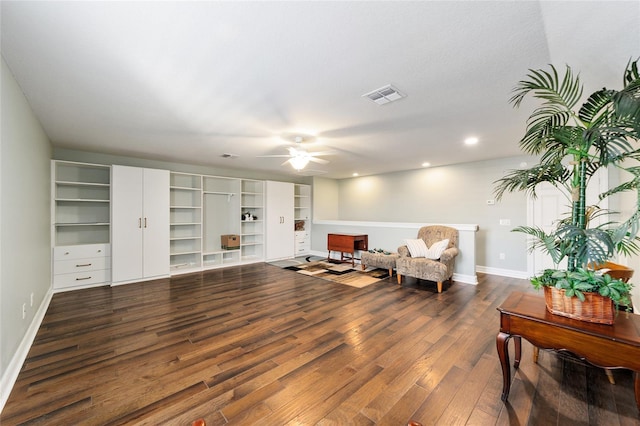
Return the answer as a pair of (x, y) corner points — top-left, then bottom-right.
(76, 263), (92, 267)
(97, 249), (102, 253)
(75, 276), (92, 281)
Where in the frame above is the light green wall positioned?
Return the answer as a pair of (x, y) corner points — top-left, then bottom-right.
(311, 177), (339, 220)
(325, 157), (535, 272)
(1, 57), (52, 380)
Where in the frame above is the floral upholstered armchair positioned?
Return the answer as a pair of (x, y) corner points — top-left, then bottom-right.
(396, 225), (459, 293)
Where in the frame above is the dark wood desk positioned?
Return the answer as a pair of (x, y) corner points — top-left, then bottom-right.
(327, 233), (368, 266)
(496, 291), (640, 412)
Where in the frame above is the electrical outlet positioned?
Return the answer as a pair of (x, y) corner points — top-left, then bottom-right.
(22, 303), (26, 319)
(486, 199), (495, 205)
(499, 219), (511, 226)
(499, 253), (506, 260)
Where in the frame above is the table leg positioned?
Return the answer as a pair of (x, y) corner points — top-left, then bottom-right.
(514, 336), (521, 369)
(635, 371), (640, 412)
(496, 331), (512, 402)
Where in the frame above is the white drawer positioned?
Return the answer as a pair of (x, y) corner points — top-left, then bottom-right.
(54, 243), (110, 261)
(53, 269), (111, 289)
(295, 246), (309, 254)
(54, 256), (110, 275)
(295, 232), (309, 244)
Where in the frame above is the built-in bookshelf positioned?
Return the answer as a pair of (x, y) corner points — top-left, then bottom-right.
(169, 172), (202, 273)
(294, 184), (311, 255)
(241, 179), (265, 262)
(52, 160), (111, 246)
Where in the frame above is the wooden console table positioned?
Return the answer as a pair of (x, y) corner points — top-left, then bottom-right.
(327, 233), (368, 266)
(496, 291), (640, 412)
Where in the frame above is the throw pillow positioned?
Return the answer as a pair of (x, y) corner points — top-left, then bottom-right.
(405, 238), (428, 258)
(426, 239), (450, 259)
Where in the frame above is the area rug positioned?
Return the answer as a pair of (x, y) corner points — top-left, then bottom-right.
(283, 260), (390, 288)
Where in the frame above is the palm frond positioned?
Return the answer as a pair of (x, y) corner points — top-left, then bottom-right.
(519, 109), (572, 154)
(511, 226), (567, 265)
(579, 89), (614, 125)
(494, 163), (568, 200)
(510, 65), (583, 111)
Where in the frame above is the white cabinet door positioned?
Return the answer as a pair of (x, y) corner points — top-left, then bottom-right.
(142, 168), (170, 278)
(112, 166), (144, 283)
(112, 165), (169, 284)
(265, 181), (294, 261)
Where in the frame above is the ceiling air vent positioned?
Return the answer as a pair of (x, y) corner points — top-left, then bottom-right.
(220, 153), (239, 159)
(362, 84), (406, 105)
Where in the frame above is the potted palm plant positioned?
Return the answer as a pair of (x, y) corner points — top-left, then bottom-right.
(495, 58), (640, 324)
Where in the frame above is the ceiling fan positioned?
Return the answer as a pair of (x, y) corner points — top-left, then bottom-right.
(258, 134), (333, 170)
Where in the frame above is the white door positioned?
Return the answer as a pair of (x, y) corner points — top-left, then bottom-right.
(266, 181), (294, 261)
(112, 165), (144, 283)
(529, 169), (608, 275)
(531, 183), (568, 274)
(142, 168), (170, 278)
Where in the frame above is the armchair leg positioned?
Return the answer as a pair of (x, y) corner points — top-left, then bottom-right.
(437, 281), (443, 293)
(397, 274), (402, 285)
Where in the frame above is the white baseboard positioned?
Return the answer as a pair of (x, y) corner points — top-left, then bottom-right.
(476, 265), (530, 280)
(0, 289), (53, 413)
(452, 273), (478, 285)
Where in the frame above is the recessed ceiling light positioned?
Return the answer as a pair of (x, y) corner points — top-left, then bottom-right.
(352, 173), (359, 177)
(422, 162), (431, 167)
(464, 137), (479, 145)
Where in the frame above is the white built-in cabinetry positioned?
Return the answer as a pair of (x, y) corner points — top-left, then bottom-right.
(265, 181), (295, 261)
(168, 172), (265, 275)
(202, 176), (241, 268)
(52, 161), (302, 288)
(240, 179), (265, 262)
(294, 184), (311, 256)
(52, 160), (112, 290)
(169, 173), (202, 274)
(111, 165), (170, 285)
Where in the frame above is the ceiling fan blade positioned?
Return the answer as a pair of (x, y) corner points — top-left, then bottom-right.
(282, 159), (292, 166)
(308, 150), (336, 157)
(309, 157), (329, 164)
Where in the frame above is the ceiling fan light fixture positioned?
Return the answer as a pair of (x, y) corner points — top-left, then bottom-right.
(289, 155), (310, 170)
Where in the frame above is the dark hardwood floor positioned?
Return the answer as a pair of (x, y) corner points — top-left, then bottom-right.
(2, 263), (639, 425)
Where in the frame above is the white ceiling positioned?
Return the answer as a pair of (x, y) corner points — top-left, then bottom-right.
(2, 1), (639, 179)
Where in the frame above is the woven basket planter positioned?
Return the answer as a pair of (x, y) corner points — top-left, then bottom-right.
(543, 286), (615, 325)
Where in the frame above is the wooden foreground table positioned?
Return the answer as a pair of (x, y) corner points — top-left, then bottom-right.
(496, 291), (640, 412)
